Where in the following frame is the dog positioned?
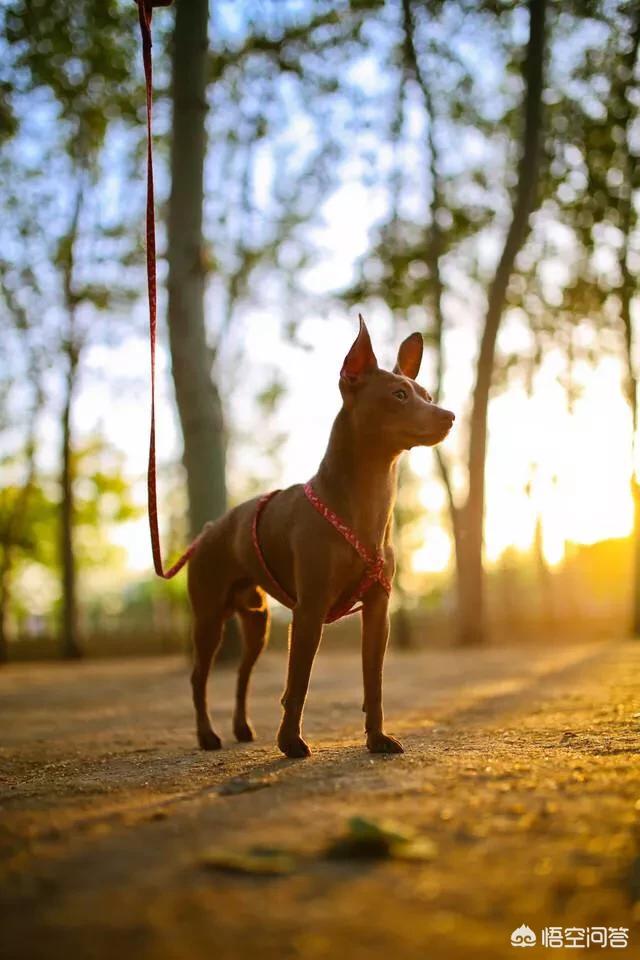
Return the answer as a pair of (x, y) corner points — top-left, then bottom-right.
(187, 315), (455, 758)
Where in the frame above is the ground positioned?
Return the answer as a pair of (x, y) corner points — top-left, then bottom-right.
(2, 639), (640, 960)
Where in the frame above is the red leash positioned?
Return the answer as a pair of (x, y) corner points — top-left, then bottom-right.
(137, 0), (201, 578)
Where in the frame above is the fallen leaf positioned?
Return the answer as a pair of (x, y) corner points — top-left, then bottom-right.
(560, 731), (578, 743)
(325, 816), (436, 862)
(218, 777), (273, 796)
(393, 838), (438, 861)
(201, 846), (296, 875)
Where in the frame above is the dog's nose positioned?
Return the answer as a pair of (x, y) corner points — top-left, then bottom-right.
(440, 409), (455, 423)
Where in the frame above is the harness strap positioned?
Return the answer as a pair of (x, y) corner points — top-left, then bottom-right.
(302, 482), (392, 596)
(252, 484), (392, 624)
(251, 491), (295, 609)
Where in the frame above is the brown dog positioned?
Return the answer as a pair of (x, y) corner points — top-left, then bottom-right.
(187, 315), (455, 758)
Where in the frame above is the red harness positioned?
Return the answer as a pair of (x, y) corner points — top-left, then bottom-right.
(252, 482), (392, 624)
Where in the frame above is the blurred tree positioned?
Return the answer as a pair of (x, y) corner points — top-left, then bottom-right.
(2, 0), (142, 656)
(462, 0), (547, 645)
(0, 280), (44, 662)
(0, 433), (140, 654)
(167, 1), (372, 537)
(345, 0), (548, 644)
(167, 0), (225, 536)
(541, 1), (640, 634)
(57, 179), (85, 658)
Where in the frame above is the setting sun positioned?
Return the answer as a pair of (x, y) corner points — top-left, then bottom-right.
(483, 355), (633, 565)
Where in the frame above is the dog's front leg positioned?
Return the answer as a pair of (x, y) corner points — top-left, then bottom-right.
(362, 586), (404, 754)
(278, 603), (325, 759)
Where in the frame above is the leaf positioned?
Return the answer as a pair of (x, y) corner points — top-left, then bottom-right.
(325, 816), (437, 862)
(392, 838), (438, 862)
(218, 776), (273, 796)
(348, 815), (413, 844)
(201, 846), (296, 876)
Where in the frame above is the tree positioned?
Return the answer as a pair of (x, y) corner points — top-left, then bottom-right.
(167, 0), (226, 536)
(345, 0), (548, 644)
(545, 1), (640, 634)
(611, 7), (640, 633)
(3, 1), (142, 655)
(0, 286), (44, 662)
(58, 179), (85, 658)
(459, 0), (547, 644)
(0, 433), (141, 654)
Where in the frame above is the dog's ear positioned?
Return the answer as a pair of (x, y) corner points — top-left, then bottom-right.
(394, 332), (423, 380)
(340, 314), (378, 384)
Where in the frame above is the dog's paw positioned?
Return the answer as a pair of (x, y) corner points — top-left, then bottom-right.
(233, 720), (256, 743)
(198, 729), (222, 751)
(367, 732), (404, 754)
(278, 734), (311, 759)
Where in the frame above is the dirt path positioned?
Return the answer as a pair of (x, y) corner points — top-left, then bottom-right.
(2, 640), (640, 960)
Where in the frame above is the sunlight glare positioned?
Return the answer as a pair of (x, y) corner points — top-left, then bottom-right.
(482, 356), (633, 564)
(412, 526), (452, 574)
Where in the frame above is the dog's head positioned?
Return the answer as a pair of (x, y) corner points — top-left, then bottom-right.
(339, 315), (455, 452)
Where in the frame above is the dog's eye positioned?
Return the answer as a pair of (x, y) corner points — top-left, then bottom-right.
(393, 388), (408, 401)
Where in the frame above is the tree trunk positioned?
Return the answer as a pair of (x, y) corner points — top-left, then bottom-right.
(615, 9), (640, 636)
(58, 180), (84, 661)
(622, 272), (640, 635)
(632, 481), (640, 636)
(167, 0), (226, 539)
(533, 511), (554, 629)
(60, 346), (81, 659)
(0, 564), (10, 663)
(453, 509), (484, 645)
(459, 0), (547, 645)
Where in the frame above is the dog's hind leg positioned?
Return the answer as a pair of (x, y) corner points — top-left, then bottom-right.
(191, 613), (225, 750)
(233, 588), (270, 742)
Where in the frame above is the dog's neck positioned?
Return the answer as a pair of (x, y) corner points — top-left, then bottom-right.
(314, 406), (399, 551)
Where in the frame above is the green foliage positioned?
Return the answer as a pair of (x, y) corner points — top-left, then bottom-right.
(1, 433), (142, 622)
(493, 1), (640, 402)
(4, 0), (140, 156)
